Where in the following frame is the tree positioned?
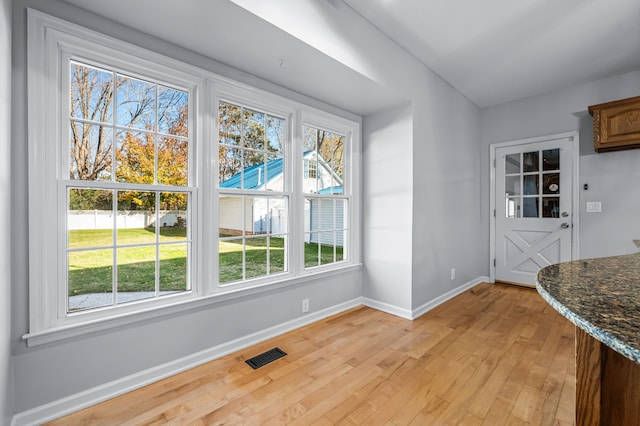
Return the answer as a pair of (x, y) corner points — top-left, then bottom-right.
(218, 102), (285, 185)
(69, 61), (189, 211)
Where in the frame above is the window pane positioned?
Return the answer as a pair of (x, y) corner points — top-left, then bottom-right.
(116, 75), (156, 130)
(505, 197), (521, 218)
(505, 153), (520, 174)
(523, 151), (539, 173)
(159, 243), (188, 294)
(219, 147), (242, 187)
(116, 246), (156, 304)
(266, 115), (285, 154)
(320, 233), (336, 265)
(219, 238), (243, 284)
(523, 197), (539, 217)
(158, 137), (188, 186)
(219, 102), (241, 146)
(543, 173), (560, 194)
(69, 123), (113, 180)
(542, 197), (560, 218)
(523, 175), (539, 195)
(243, 108), (265, 150)
(304, 198), (346, 268)
(68, 188), (113, 248)
(116, 131), (154, 184)
(245, 237), (268, 279)
(505, 176), (521, 196)
(270, 236), (286, 274)
(158, 86), (188, 137)
(70, 62), (113, 124)
(117, 191), (155, 245)
(303, 126), (346, 196)
(241, 152), (265, 189)
(265, 154), (284, 192)
(68, 249), (113, 312)
(543, 149), (560, 171)
(219, 196), (247, 236)
(303, 126), (317, 152)
(159, 192), (188, 242)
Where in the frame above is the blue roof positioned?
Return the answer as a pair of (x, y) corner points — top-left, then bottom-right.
(220, 157), (284, 189)
(318, 185), (343, 194)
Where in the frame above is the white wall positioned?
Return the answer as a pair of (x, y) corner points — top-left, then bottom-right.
(1, 0), (12, 422)
(11, 0), (363, 416)
(480, 70), (640, 261)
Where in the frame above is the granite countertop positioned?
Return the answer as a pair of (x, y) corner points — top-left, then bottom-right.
(536, 252), (640, 364)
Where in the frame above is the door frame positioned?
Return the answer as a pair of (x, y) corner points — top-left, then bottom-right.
(489, 131), (580, 283)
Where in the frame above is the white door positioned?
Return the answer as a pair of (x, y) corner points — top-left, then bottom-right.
(494, 136), (574, 286)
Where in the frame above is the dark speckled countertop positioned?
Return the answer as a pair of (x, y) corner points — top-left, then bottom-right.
(537, 252), (640, 364)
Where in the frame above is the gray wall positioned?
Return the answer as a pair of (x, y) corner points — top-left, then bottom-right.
(363, 103), (414, 311)
(11, 0), (362, 413)
(411, 80), (483, 308)
(480, 70), (640, 262)
(1, 0), (12, 422)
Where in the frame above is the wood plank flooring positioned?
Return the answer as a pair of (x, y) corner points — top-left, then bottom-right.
(46, 283), (576, 425)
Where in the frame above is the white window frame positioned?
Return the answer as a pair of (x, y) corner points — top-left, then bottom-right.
(213, 83), (296, 291)
(24, 10), (361, 347)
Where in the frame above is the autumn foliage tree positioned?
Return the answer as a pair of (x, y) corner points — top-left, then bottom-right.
(69, 61), (189, 212)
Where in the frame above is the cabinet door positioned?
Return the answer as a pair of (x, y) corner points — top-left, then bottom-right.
(590, 96), (640, 152)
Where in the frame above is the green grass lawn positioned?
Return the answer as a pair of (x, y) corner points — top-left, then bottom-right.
(68, 228), (343, 295)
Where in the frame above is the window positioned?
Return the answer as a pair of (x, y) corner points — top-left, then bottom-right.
(302, 125), (348, 268)
(217, 101), (288, 284)
(66, 61), (193, 313)
(26, 11), (360, 344)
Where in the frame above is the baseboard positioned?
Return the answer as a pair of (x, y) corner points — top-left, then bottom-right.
(361, 298), (413, 319)
(412, 276), (489, 319)
(11, 298), (362, 426)
(362, 276), (489, 321)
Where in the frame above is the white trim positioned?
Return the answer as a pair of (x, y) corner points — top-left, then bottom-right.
(363, 276), (489, 320)
(489, 131), (579, 283)
(362, 298), (413, 320)
(23, 263), (362, 347)
(12, 297), (363, 426)
(411, 276), (490, 319)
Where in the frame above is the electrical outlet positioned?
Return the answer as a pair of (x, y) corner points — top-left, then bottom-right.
(451, 268), (456, 280)
(302, 298), (309, 313)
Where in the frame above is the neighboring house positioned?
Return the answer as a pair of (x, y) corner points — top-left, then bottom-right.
(219, 151), (344, 245)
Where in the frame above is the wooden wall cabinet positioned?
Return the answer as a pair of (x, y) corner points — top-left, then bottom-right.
(588, 95), (640, 152)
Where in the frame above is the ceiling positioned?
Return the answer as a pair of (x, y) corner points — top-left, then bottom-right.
(58, 0), (640, 112)
(344, 0), (640, 107)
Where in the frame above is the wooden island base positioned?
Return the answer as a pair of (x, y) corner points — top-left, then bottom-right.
(576, 327), (640, 426)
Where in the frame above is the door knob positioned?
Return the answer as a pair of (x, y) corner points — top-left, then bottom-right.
(561, 212), (569, 217)
(561, 223), (570, 229)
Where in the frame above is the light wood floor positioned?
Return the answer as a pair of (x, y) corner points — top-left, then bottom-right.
(47, 283), (576, 425)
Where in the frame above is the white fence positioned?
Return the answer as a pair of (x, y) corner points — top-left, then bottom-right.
(68, 210), (186, 230)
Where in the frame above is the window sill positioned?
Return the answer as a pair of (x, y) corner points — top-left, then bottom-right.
(22, 263), (362, 347)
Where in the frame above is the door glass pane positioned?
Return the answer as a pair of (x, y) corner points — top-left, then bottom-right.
(523, 151), (539, 172)
(523, 198), (539, 217)
(543, 173), (560, 194)
(542, 197), (560, 218)
(523, 175), (539, 195)
(506, 197), (521, 218)
(543, 149), (560, 171)
(505, 176), (521, 196)
(505, 154), (520, 174)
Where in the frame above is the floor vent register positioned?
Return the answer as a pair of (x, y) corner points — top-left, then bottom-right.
(245, 347), (287, 369)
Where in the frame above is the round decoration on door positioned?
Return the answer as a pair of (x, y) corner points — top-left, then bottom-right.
(549, 184), (559, 192)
